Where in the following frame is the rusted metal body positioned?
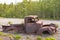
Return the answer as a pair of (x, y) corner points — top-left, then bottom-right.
(2, 15), (57, 35)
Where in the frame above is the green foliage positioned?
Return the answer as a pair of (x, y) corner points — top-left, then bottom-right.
(36, 36), (42, 40)
(0, 0), (60, 20)
(0, 32), (3, 35)
(45, 37), (56, 40)
(8, 21), (12, 24)
(14, 35), (21, 40)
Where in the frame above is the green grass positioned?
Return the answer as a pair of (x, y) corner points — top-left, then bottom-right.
(14, 35), (21, 40)
(36, 36), (42, 40)
(0, 32), (57, 40)
(45, 37), (56, 40)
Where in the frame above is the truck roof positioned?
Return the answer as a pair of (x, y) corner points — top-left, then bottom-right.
(25, 15), (38, 18)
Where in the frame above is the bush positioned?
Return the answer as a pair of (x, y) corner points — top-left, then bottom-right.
(45, 37), (56, 40)
(0, 32), (4, 35)
(14, 35), (21, 40)
(8, 21), (12, 24)
(36, 36), (42, 40)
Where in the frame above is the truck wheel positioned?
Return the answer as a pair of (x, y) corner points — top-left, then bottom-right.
(37, 27), (53, 35)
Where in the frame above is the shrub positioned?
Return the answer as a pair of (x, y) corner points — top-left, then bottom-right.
(14, 35), (21, 40)
(0, 32), (8, 36)
(0, 32), (3, 35)
(36, 36), (42, 40)
(8, 21), (12, 24)
(45, 37), (56, 40)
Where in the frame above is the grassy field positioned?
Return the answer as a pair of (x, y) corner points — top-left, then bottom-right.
(0, 32), (57, 40)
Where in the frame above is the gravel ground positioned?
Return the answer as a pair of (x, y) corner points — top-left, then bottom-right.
(2, 31), (60, 40)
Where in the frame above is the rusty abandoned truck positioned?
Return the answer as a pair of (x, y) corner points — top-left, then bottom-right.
(2, 15), (57, 35)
